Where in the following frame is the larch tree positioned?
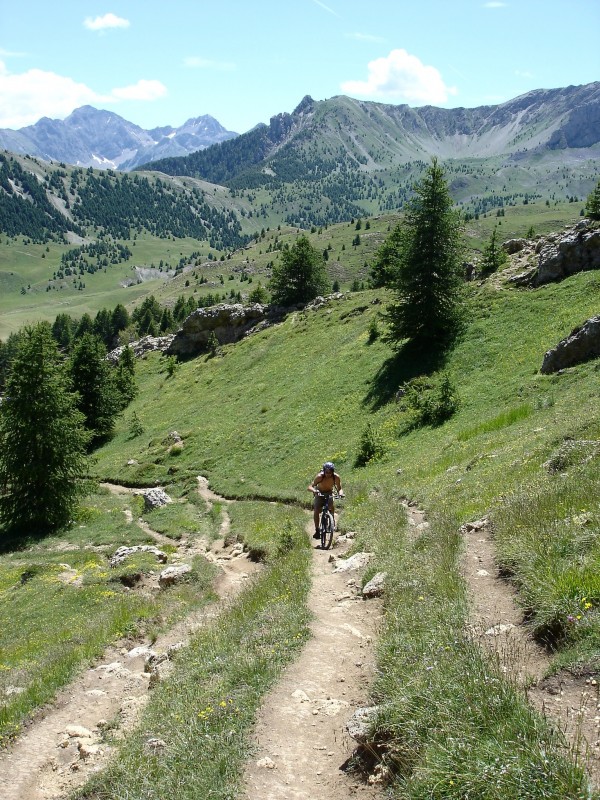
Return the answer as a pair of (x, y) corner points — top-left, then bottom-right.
(385, 158), (464, 351)
(0, 323), (89, 534)
(269, 235), (329, 306)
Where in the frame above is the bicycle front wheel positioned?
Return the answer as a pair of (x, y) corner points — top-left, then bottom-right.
(320, 512), (334, 550)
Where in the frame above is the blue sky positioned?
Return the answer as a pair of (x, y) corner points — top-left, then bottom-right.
(0, 0), (598, 133)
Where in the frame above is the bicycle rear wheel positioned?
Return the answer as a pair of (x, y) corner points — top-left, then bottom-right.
(320, 511), (334, 550)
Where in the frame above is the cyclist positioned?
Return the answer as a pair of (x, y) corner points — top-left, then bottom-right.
(308, 461), (344, 539)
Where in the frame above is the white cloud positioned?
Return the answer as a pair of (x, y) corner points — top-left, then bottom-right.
(112, 79), (167, 101)
(312, 0), (339, 15)
(345, 32), (386, 43)
(515, 69), (534, 79)
(184, 56), (236, 72)
(0, 63), (167, 128)
(84, 13), (130, 31)
(341, 49), (457, 104)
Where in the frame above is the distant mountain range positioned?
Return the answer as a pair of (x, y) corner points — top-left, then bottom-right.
(0, 106), (238, 170)
(0, 83), (598, 180)
(144, 82), (600, 182)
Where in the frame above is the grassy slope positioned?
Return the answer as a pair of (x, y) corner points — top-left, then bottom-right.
(0, 199), (582, 340)
(89, 257), (600, 796)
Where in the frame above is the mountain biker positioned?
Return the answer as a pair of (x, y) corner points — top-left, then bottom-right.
(308, 461), (344, 539)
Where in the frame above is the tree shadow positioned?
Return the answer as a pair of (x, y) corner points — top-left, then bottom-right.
(363, 339), (449, 410)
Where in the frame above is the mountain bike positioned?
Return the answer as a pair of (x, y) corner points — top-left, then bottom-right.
(316, 491), (338, 550)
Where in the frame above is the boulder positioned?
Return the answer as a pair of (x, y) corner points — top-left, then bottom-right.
(333, 552), (373, 572)
(541, 315), (600, 373)
(502, 238), (528, 254)
(159, 564), (192, 588)
(534, 224), (600, 286)
(167, 303), (268, 356)
(362, 572), (387, 598)
(139, 488), (172, 511)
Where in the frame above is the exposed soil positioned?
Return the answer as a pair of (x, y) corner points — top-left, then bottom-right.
(242, 523), (384, 800)
(0, 478), (258, 800)
(462, 517), (600, 789)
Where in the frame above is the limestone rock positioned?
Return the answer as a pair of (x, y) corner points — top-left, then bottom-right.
(138, 488), (172, 511)
(167, 303), (268, 356)
(110, 544), (168, 567)
(534, 224), (600, 286)
(159, 564), (192, 588)
(541, 315), (600, 373)
(362, 572), (387, 598)
(107, 334), (175, 364)
(333, 552), (373, 572)
(346, 706), (380, 743)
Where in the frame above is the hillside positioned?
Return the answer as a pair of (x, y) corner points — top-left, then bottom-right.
(1, 240), (599, 797)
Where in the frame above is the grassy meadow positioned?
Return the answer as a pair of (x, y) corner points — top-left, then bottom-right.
(0, 199), (582, 341)
(1, 200), (599, 797)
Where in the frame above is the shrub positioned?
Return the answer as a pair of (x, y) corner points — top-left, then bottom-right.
(355, 422), (387, 467)
(399, 373), (459, 429)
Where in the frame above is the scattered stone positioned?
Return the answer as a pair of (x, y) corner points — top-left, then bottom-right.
(362, 572), (387, 598)
(476, 569), (491, 577)
(78, 742), (101, 758)
(256, 756), (276, 770)
(485, 623), (516, 636)
(5, 686), (25, 695)
(502, 238), (528, 254)
(127, 646), (157, 660)
(460, 518), (489, 534)
(65, 725), (94, 739)
(292, 689), (311, 703)
(144, 737), (167, 755)
(109, 544), (168, 567)
(127, 459), (138, 466)
(333, 553), (373, 572)
(346, 706), (380, 743)
(158, 564), (192, 588)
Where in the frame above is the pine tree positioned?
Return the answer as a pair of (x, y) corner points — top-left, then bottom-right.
(385, 158), (464, 351)
(114, 345), (137, 410)
(269, 235), (329, 306)
(0, 323), (89, 533)
(69, 333), (120, 444)
(585, 180), (600, 220)
(480, 226), (508, 275)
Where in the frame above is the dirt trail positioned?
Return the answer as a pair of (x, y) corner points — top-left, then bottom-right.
(242, 522), (385, 800)
(0, 478), (257, 800)
(462, 517), (600, 787)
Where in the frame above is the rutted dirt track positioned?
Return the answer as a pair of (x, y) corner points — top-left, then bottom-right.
(0, 478), (258, 800)
(462, 517), (600, 788)
(242, 527), (383, 800)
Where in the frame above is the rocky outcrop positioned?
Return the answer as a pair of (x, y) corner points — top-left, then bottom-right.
(166, 303), (268, 356)
(138, 488), (172, 511)
(107, 335), (175, 363)
(533, 221), (600, 286)
(541, 315), (600, 373)
(506, 221), (600, 287)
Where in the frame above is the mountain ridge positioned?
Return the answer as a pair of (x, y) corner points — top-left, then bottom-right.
(0, 106), (238, 170)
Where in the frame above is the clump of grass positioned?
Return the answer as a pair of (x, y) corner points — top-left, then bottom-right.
(227, 501), (308, 562)
(457, 403), (533, 441)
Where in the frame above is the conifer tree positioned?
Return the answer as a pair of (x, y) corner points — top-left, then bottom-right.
(114, 345), (137, 409)
(585, 179), (600, 220)
(0, 323), (88, 533)
(480, 226), (508, 275)
(69, 333), (120, 443)
(385, 158), (464, 351)
(269, 235), (329, 306)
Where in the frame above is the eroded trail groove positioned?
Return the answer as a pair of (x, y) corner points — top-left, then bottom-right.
(0, 479), (257, 800)
(242, 527), (383, 800)
(462, 518), (600, 788)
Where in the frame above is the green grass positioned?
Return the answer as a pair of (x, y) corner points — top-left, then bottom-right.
(0, 487), (219, 746)
(2, 209), (599, 794)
